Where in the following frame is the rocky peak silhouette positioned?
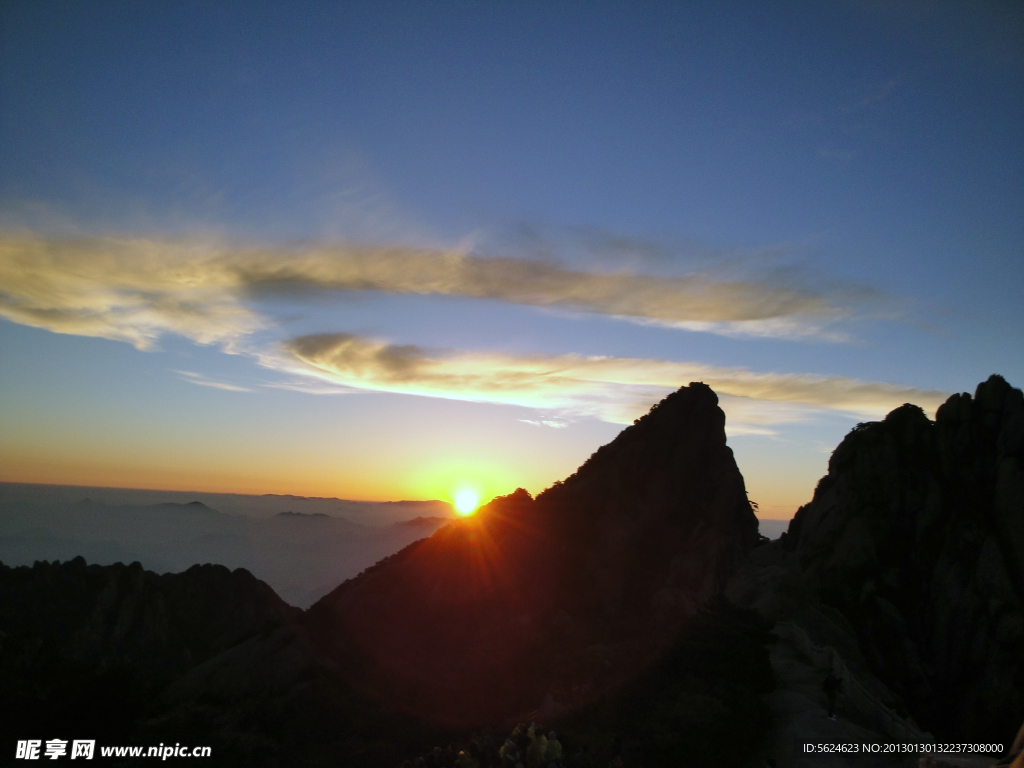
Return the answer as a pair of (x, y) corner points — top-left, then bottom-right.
(305, 381), (760, 725)
(780, 374), (1024, 741)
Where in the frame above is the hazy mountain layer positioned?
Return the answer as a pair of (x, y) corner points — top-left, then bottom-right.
(0, 483), (453, 524)
(0, 485), (452, 607)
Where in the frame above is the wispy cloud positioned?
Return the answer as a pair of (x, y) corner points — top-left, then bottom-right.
(0, 231), (945, 430)
(0, 234), (265, 350)
(261, 379), (361, 395)
(626, 316), (857, 343)
(173, 370), (252, 392)
(518, 418), (570, 428)
(0, 232), (877, 347)
(276, 332), (949, 427)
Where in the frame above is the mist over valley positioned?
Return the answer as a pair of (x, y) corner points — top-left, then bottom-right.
(0, 484), (453, 608)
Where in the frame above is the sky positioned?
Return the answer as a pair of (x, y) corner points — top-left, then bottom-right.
(0, 1), (1021, 518)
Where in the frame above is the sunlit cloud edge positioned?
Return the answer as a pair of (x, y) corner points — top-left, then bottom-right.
(0, 232), (889, 347)
(273, 331), (950, 429)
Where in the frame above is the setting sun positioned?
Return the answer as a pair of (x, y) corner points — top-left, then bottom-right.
(454, 489), (479, 516)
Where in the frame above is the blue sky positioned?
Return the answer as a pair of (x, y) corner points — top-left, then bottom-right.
(1, 1), (1021, 515)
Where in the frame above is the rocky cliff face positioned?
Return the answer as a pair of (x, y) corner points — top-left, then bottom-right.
(306, 382), (761, 726)
(780, 374), (1024, 742)
(537, 381), (762, 627)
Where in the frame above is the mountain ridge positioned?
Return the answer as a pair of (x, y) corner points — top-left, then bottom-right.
(303, 382), (761, 725)
(1, 377), (1021, 766)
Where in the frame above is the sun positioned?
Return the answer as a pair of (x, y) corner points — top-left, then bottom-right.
(454, 489), (479, 516)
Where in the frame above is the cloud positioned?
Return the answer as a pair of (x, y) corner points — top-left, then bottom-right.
(0, 232), (872, 347)
(0, 234), (264, 350)
(518, 418), (570, 428)
(0, 230), (944, 431)
(277, 332), (950, 427)
(261, 380), (362, 395)
(173, 370), (252, 392)
(626, 316), (856, 343)
(231, 246), (848, 327)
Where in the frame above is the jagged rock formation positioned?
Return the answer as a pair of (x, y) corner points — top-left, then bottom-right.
(775, 374), (1024, 743)
(537, 380), (762, 624)
(305, 382), (760, 725)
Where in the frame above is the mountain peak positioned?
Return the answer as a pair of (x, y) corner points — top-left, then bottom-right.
(782, 376), (1024, 741)
(307, 382), (759, 726)
(149, 500), (214, 512)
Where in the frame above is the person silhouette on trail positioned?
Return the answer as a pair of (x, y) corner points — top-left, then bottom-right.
(822, 671), (841, 720)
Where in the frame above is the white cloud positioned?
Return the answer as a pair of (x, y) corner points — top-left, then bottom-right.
(0, 232), (874, 347)
(1, 231), (941, 432)
(277, 332), (949, 427)
(0, 234), (264, 350)
(174, 370), (252, 392)
(518, 418), (570, 428)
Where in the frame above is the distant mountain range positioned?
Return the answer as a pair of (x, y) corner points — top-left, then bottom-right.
(1, 377), (1020, 767)
(0, 483), (453, 523)
(0, 486), (453, 607)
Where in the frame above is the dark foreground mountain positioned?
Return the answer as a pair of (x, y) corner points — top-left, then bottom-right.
(305, 381), (761, 725)
(726, 374), (1024, 766)
(0, 560), (297, 747)
(0, 557), (774, 767)
(780, 374), (1023, 742)
(1, 382), (771, 765)
(2, 378), (1021, 766)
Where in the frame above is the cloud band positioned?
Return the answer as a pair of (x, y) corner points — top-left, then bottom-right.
(0, 233), (862, 348)
(280, 332), (949, 426)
